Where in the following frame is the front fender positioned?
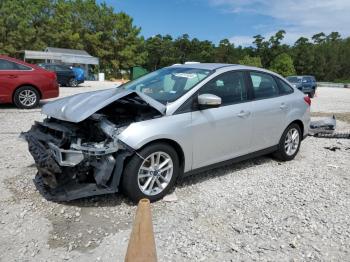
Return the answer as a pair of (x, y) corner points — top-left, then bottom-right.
(117, 114), (193, 172)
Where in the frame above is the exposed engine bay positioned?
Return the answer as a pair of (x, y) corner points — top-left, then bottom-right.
(22, 92), (163, 201)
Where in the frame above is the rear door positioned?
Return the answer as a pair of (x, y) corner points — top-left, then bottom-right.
(248, 71), (288, 151)
(191, 71), (254, 169)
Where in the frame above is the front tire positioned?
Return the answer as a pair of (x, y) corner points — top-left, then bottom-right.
(122, 143), (179, 203)
(13, 86), (40, 109)
(274, 123), (302, 161)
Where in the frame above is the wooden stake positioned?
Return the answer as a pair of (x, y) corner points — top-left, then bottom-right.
(125, 199), (157, 262)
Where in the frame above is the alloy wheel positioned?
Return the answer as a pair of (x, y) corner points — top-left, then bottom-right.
(69, 79), (78, 87)
(284, 128), (300, 156)
(137, 151), (173, 196)
(18, 89), (37, 107)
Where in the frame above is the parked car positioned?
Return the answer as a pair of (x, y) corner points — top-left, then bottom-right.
(38, 63), (77, 87)
(22, 63), (310, 202)
(71, 66), (85, 85)
(0, 55), (59, 109)
(286, 75), (317, 98)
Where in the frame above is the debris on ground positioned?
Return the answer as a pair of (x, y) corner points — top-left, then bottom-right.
(324, 146), (341, 151)
(326, 164), (339, 169)
(309, 115), (336, 135)
(310, 115), (350, 139)
(163, 192), (178, 202)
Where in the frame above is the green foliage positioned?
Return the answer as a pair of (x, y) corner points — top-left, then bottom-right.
(292, 37), (314, 75)
(334, 79), (350, 83)
(0, 0), (146, 79)
(269, 53), (296, 76)
(238, 55), (262, 67)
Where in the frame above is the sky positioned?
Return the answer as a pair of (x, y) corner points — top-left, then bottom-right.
(101, 0), (350, 46)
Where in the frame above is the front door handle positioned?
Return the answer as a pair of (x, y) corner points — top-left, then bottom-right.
(237, 110), (251, 118)
(8, 75), (18, 79)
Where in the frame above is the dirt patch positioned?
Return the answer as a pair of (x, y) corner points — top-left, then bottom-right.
(46, 196), (134, 252)
(4, 170), (135, 253)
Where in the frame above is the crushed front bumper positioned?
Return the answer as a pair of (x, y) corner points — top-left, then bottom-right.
(23, 129), (132, 202)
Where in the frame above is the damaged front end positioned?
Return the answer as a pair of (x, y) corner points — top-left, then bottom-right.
(22, 90), (164, 201)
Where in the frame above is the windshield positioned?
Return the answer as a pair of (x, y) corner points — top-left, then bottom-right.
(286, 76), (301, 83)
(122, 67), (212, 104)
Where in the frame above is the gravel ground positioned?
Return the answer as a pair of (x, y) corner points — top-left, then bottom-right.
(312, 87), (350, 113)
(0, 85), (349, 261)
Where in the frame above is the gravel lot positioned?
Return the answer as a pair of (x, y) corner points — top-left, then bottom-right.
(0, 84), (349, 261)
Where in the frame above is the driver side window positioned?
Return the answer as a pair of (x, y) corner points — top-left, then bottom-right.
(199, 71), (248, 106)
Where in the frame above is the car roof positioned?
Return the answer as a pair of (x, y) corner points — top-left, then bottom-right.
(0, 55), (42, 70)
(0, 55), (24, 63)
(169, 63), (236, 70)
(40, 63), (67, 66)
(168, 63), (284, 78)
(288, 75), (315, 78)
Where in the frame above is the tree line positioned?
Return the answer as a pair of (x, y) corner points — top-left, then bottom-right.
(1, 0), (350, 81)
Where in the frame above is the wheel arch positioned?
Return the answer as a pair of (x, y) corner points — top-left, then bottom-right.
(137, 138), (185, 174)
(12, 84), (42, 102)
(288, 119), (304, 138)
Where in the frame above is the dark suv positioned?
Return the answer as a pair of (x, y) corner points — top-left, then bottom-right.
(286, 75), (317, 98)
(38, 63), (77, 87)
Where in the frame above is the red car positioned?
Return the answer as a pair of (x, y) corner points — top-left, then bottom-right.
(0, 55), (59, 109)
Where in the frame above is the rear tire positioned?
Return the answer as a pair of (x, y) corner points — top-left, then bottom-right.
(68, 78), (78, 87)
(308, 90), (315, 98)
(273, 123), (302, 161)
(122, 142), (179, 203)
(13, 86), (40, 109)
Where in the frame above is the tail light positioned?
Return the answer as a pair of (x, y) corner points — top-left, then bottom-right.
(304, 96), (311, 106)
(50, 71), (57, 80)
(42, 69), (57, 80)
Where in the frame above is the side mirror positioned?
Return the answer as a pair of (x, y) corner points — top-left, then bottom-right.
(197, 94), (221, 109)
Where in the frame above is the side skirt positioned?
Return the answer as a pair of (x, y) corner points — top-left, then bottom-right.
(184, 145), (278, 177)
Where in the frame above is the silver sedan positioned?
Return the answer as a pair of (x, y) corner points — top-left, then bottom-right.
(23, 63), (310, 202)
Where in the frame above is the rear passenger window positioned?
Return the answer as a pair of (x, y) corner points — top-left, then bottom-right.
(15, 63), (31, 70)
(277, 78), (294, 94)
(0, 59), (32, 70)
(199, 71), (248, 106)
(0, 59), (17, 70)
(249, 72), (279, 99)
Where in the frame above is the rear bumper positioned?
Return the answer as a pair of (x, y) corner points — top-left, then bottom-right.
(42, 82), (59, 99)
(300, 86), (316, 93)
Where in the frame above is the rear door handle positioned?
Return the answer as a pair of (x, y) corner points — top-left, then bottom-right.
(8, 75), (18, 79)
(237, 110), (251, 118)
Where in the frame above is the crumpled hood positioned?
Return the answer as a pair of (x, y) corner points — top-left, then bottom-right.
(42, 88), (166, 123)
